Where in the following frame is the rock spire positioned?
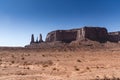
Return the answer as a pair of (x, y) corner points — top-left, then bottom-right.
(30, 34), (35, 44)
(39, 34), (43, 43)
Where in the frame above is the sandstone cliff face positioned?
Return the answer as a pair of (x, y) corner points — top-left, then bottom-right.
(83, 27), (108, 43)
(108, 32), (120, 42)
(46, 30), (77, 43)
(45, 27), (108, 43)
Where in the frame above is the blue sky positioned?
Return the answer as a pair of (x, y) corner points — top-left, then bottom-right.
(0, 0), (120, 46)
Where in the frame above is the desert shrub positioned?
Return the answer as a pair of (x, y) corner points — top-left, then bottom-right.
(16, 71), (27, 75)
(57, 59), (60, 61)
(21, 57), (25, 60)
(74, 66), (79, 71)
(23, 61), (31, 65)
(77, 59), (82, 62)
(0, 59), (2, 61)
(41, 60), (53, 67)
(11, 55), (15, 58)
(86, 67), (90, 70)
(53, 67), (57, 70)
(93, 75), (120, 80)
(42, 54), (45, 57)
(11, 60), (15, 64)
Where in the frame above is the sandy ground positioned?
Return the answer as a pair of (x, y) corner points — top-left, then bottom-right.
(0, 47), (120, 80)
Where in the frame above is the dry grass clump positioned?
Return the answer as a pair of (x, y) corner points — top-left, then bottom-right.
(21, 57), (25, 60)
(11, 54), (15, 58)
(11, 60), (15, 64)
(41, 60), (53, 67)
(0, 59), (2, 61)
(93, 76), (120, 80)
(42, 54), (45, 57)
(15, 71), (27, 75)
(77, 59), (82, 62)
(53, 67), (57, 70)
(23, 61), (31, 65)
(74, 66), (79, 71)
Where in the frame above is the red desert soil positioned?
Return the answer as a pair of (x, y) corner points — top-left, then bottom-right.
(0, 43), (120, 80)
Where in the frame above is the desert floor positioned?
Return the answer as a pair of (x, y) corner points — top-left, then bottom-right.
(0, 47), (120, 80)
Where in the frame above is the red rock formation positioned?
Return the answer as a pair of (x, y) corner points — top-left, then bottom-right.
(46, 30), (77, 43)
(108, 31), (120, 42)
(45, 26), (108, 43)
(39, 34), (43, 43)
(30, 34), (35, 44)
(82, 27), (108, 43)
